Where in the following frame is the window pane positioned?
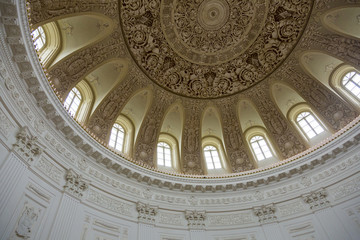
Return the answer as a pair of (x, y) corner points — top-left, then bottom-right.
(157, 142), (172, 167)
(64, 87), (82, 117)
(296, 111), (324, 139)
(250, 136), (272, 161)
(109, 123), (125, 152)
(31, 26), (46, 51)
(343, 71), (360, 99)
(203, 145), (222, 169)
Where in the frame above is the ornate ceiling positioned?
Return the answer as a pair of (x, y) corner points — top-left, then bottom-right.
(27, 0), (360, 176)
(121, 0), (312, 98)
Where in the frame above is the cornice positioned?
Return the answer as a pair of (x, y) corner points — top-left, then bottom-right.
(0, 0), (359, 201)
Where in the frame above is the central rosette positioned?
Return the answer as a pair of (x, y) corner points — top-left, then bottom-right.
(120, 0), (313, 98)
(167, 0), (257, 64)
(198, 0), (229, 30)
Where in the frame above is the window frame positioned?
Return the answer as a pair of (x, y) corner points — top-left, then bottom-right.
(249, 135), (273, 161)
(64, 87), (82, 118)
(32, 26), (46, 51)
(330, 65), (360, 110)
(296, 111), (324, 140)
(203, 145), (222, 170)
(157, 141), (172, 167)
(341, 71), (360, 100)
(109, 123), (126, 152)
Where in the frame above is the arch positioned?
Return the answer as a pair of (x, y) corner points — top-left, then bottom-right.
(109, 123), (125, 152)
(63, 87), (82, 118)
(63, 81), (94, 124)
(321, 7), (360, 40)
(86, 58), (130, 113)
(299, 51), (343, 94)
(109, 114), (135, 156)
(288, 103), (332, 146)
(271, 82), (306, 117)
(160, 102), (184, 155)
(238, 99), (266, 133)
(157, 133), (181, 172)
(74, 80), (94, 123)
(32, 26), (46, 51)
(202, 136), (230, 174)
(201, 106), (224, 140)
(330, 65), (360, 110)
(244, 127), (279, 168)
(32, 22), (61, 67)
(120, 88), (154, 142)
(50, 14), (114, 66)
(201, 106), (230, 174)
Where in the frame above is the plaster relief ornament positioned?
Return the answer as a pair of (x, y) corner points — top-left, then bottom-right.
(15, 206), (39, 239)
(120, 0), (313, 98)
(13, 127), (42, 163)
(64, 169), (89, 199)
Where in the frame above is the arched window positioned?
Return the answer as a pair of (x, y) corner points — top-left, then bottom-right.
(250, 136), (272, 161)
(342, 71), (360, 99)
(109, 123), (125, 151)
(157, 142), (172, 167)
(203, 145), (222, 170)
(296, 112), (324, 139)
(32, 26), (46, 51)
(64, 87), (82, 117)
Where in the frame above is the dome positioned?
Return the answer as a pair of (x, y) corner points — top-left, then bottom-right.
(26, 0), (360, 177)
(0, 0), (360, 239)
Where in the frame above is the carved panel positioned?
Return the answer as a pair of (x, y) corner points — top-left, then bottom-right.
(300, 21), (360, 68)
(181, 100), (206, 174)
(27, 0), (119, 26)
(216, 97), (254, 172)
(49, 35), (125, 98)
(246, 82), (307, 158)
(276, 60), (357, 131)
(134, 89), (174, 167)
(87, 66), (147, 141)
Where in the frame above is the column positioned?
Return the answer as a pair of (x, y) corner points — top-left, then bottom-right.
(185, 210), (206, 240)
(137, 202), (158, 240)
(48, 169), (89, 240)
(253, 204), (285, 240)
(302, 189), (351, 240)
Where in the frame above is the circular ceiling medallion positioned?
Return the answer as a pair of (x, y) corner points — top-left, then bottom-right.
(120, 0), (313, 98)
(197, 0), (230, 31)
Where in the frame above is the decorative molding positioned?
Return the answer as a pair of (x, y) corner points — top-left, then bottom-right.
(13, 127), (42, 164)
(158, 213), (183, 226)
(332, 176), (360, 201)
(27, 183), (51, 202)
(136, 202), (158, 224)
(36, 157), (63, 184)
(185, 210), (206, 229)
(64, 169), (89, 199)
(277, 201), (306, 217)
(253, 204), (277, 224)
(302, 188), (330, 211)
(208, 212), (254, 226)
(0, 107), (15, 138)
(87, 189), (133, 217)
(15, 205), (40, 239)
